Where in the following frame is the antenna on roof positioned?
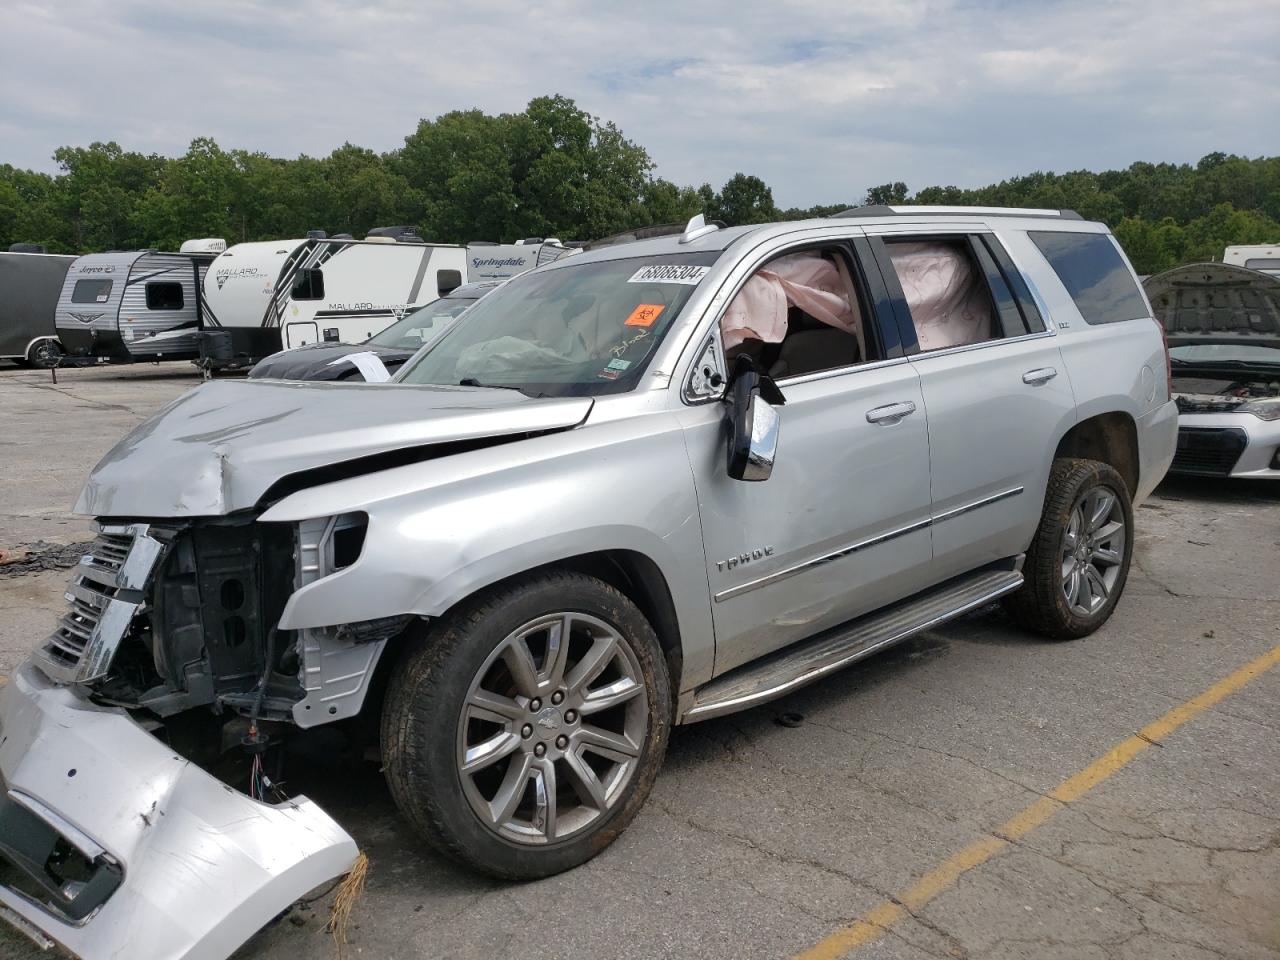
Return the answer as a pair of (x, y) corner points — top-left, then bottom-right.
(679, 214), (720, 245)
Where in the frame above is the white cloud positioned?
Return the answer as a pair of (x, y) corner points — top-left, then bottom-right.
(0, 0), (1275, 207)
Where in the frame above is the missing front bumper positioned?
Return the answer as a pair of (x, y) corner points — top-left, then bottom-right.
(0, 663), (358, 960)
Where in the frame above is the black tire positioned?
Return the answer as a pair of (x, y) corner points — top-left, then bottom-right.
(1003, 458), (1134, 640)
(381, 570), (671, 880)
(23, 339), (62, 368)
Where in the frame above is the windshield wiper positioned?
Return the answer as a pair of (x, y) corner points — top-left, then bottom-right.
(458, 378), (549, 398)
(459, 377), (522, 390)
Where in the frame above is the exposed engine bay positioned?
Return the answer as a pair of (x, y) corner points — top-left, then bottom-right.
(1173, 375), (1280, 414)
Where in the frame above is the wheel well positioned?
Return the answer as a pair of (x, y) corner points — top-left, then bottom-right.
(1054, 413), (1139, 496)
(557, 550), (683, 698)
(372, 551), (685, 705)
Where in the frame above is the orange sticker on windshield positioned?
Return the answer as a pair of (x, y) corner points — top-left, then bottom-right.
(625, 304), (664, 328)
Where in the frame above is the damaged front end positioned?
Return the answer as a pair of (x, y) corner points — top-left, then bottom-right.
(0, 514), (407, 959)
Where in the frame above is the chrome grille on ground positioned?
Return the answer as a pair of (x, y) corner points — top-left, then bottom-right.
(35, 524), (168, 684)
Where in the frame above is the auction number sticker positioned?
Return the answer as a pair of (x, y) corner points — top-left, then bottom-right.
(627, 264), (710, 285)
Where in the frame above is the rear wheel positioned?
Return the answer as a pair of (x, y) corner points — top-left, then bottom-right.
(1004, 458), (1133, 640)
(382, 571), (670, 879)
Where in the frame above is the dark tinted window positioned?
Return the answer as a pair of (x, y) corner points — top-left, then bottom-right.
(145, 281), (184, 310)
(72, 279), (112, 303)
(291, 268), (324, 300)
(1029, 231), (1148, 324)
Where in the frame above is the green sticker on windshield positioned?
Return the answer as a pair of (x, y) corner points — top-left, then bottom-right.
(607, 358), (631, 371)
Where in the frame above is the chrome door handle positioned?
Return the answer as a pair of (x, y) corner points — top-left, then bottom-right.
(1022, 367), (1058, 385)
(866, 401), (917, 424)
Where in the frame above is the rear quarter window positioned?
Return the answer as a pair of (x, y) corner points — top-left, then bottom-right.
(1029, 231), (1149, 325)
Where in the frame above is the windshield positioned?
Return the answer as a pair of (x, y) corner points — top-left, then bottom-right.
(396, 252), (720, 396)
(367, 296), (478, 350)
(1170, 343), (1280, 365)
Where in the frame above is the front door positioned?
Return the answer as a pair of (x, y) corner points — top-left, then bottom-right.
(680, 239), (935, 676)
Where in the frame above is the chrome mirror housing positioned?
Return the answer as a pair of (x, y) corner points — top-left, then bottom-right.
(726, 357), (784, 482)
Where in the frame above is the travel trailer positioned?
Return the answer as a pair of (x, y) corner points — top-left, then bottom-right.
(1222, 244), (1280, 277)
(466, 238), (579, 280)
(54, 239), (226, 362)
(0, 246), (77, 366)
(198, 231), (468, 367)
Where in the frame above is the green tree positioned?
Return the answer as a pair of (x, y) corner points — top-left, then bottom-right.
(864, 181), (909, 205)
(709, 173), (779, 225)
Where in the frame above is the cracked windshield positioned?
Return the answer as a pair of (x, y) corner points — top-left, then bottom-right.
(397, 252), (720, 396)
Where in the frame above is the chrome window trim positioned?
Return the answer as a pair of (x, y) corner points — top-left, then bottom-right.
(713, 485), (1024, 603)
(905, 329), (1057, 363)
(773, 354), (911, 388)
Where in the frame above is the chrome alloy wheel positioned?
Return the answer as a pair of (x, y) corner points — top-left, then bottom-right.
(457, 612), (649, 845)
(1061, 486), (1126, 617)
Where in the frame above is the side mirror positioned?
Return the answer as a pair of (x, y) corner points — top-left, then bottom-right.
(726, 356), (785, 482)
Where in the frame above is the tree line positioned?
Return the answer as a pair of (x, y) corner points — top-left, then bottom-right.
(2, 94), (1277, 276)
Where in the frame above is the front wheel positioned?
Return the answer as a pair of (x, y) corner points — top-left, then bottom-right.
(1004, 458), (1134, 640)
(381, 571), (671, 879)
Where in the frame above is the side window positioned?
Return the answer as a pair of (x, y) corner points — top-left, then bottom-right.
(72, 279), (112, 303)
(145, 281), (184, 310)
(884, 238), (1000, 351)
(291, 268), (325, 301)
(1028, 231), (1148, 324)
(719, 246), (873, 380)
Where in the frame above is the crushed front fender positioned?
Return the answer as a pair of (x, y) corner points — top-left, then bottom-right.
(0, 663), (358, 960)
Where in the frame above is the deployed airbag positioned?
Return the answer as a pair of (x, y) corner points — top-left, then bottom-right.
(887, 242), (994, 350)
(721, 252), (863, 349)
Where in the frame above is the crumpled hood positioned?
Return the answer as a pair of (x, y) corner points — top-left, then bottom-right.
(1145, 262), (1280, 349)
(76, 379), (593, 518)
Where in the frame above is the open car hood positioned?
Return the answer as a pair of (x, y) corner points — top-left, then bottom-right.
(76, 378), (593, 517)
(1145, 262), (1280, 350)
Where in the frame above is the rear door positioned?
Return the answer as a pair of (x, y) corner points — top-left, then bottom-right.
(863, 226), (1077, 581)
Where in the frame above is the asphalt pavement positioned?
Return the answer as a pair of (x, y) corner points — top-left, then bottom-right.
(1, 361), (1277, 960)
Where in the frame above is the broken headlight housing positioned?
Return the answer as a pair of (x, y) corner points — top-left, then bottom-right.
(1238, 397), (1280, 421)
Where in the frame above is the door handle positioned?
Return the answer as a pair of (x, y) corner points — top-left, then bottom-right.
(866, 401), (917, 424)
(1022, 367), (1058, 385)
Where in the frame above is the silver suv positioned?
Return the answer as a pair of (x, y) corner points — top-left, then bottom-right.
(0, 207), (1177, 960)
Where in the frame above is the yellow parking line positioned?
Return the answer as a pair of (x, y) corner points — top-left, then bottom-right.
(794, 641), (1280, 960)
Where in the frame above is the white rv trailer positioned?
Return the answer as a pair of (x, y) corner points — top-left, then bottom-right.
(0, 247), (77, 366)
(200, 232), (468, 366)
(1223, 244), (1280, 277)
(465, 238), (579, 280)
(53, 239), (226, 362)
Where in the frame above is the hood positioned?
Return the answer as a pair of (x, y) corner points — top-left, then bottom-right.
(248, 342), (414, 381)
(76, 379), (593, 518)
(1145, 262), (1280, 349)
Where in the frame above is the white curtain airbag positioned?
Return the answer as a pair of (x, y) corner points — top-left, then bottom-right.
(886, 242), (993, 350)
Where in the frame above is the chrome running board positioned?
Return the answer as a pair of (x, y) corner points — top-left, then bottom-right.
(683, 566), (1024, 723)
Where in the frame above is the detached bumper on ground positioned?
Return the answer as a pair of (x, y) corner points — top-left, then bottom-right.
(0, 663), (358, 960)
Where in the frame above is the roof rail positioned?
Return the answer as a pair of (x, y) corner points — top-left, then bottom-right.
(829, 204), (1083, 221)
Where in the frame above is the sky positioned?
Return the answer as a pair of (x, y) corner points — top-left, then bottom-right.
(1, 0), (1276, 208)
